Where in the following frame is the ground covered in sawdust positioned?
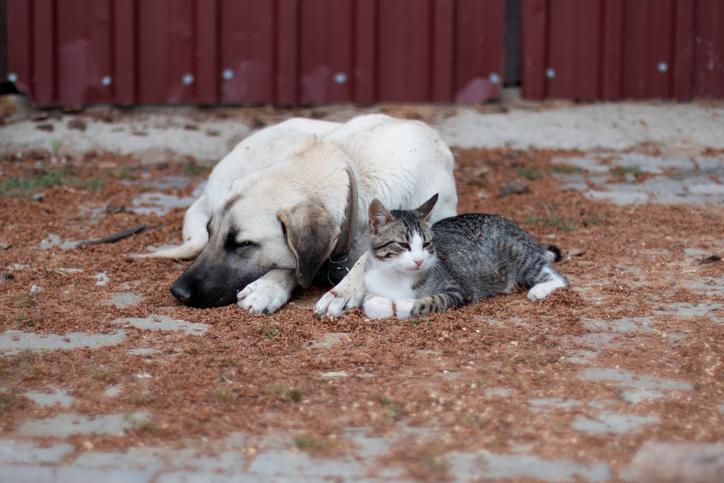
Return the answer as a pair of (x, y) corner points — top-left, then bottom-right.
(0, 143), (722, 479)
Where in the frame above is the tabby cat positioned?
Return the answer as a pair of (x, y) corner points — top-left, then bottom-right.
(363, 194), (568, 319)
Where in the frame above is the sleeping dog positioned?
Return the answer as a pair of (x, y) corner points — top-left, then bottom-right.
(138, 114), (458, 315)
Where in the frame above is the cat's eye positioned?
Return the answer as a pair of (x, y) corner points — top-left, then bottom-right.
(398, 242), (410, 250)
(423, 241), (432, 248)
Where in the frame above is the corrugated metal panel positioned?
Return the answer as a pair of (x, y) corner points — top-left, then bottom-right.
(521, 0), (722, 100)
(6, 0), (505, 107)
(696, 0), (724, 97)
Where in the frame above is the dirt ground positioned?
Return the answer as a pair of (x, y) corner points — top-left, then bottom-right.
(0, 105), (722, 481)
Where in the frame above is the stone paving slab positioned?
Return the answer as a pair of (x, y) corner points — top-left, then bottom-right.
(22, 387), (75, 408)
(0, 465), (155, 483)
(449, 451), (611, 482)
(571, 412), (660, 434)
(0, 330), (126, 355)
(112, 315), (209, 336)
(17, 412), (149, 438)
(554, 153), (724, 206)
(0, 440), (73, 465)
(622, 441), (724, 482)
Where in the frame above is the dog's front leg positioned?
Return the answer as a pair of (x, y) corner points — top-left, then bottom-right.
(237, 269), (296, 315)
(314, 252), (368, 317)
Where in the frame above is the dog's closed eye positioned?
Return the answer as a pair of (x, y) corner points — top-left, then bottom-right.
(224, 230), (258, 252)
(235, 240), (257, 249)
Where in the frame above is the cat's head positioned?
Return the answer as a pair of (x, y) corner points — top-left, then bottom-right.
(367, 194), (438, 273)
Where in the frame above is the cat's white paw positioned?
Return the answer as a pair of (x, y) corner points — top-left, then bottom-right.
(237, 279), (289, 315)
(527, 271), (568, 302)
(314, 283), (365, 318)
(394, 299), (415, 320)
(363, 296), (394, 319)
(527, 285), (550, 301)
(527, 282), (561, 301)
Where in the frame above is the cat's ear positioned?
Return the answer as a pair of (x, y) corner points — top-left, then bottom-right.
(368, 199), (394, 233)
(415, 193), (438, 220)
(277, 200), (338, 288)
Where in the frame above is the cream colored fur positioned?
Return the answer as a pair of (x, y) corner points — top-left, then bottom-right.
(142, 114), (457, 315)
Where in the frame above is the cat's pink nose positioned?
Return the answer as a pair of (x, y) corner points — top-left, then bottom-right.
(414, 259), (423, 268)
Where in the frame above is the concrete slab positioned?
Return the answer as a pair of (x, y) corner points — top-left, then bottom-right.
(104, 385), (123, 398)
(127, 348), (162, 357)
(0, 440), (74, 464)
(0, 329), (126, 355)
(554, 155), (610, 173)
(655, 302), (722, 319)
(529, 397), (583, 412)
(554, 150), (724, 206)
(38, 233), (79, 251)
(155, 472), (259, 483)
(306, 332), (350, 350)
(571, 412), (659, 434)
(565, 349), (599, 365)
(112, 315), (209, 336)
(485, 387), (513, 398)
(617, 153), (696, 174)
(22, 387), (75, 408)
(249, 449), (368, 479)
(583, 317), (654, 334)
(106, 292), (144, 309)
(623, 441), (724, 483)
(17, 412), (149, 437)
(580, 367), (692, 404)
(0, 113), (251, 163)
(130, 192), (195, 217)
(449, 451), (611, 482)
(1, 464), (153, 483)
(437, 104), (724, 151)
(143, 175), (192, 190)
(585, 189), (650, 205)
(580, 367), (692, 392)
(94, 272), (110, 286)
(320, 371), (349, 379)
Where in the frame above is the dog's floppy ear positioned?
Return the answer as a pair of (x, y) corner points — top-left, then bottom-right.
(277, 201), (338, 289)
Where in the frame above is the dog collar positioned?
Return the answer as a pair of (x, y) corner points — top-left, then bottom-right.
(328, 167), (358, 278)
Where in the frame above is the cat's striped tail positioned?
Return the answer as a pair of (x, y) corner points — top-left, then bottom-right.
(545, 245), (563, 263)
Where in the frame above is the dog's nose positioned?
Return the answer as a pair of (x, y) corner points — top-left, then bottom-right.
(170, 280), (191, 304)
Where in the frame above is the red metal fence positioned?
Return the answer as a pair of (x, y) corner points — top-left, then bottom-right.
(5, 0), (724, 106)
(522, 0), (724, 99)
(6, 0), (505, 106)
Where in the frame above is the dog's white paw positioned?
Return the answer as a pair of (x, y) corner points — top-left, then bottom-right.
(237, 279), (289, 315)
(394, 299), (415, 320)
(363, 296), (394, 319)
(314, 285), (365, 318)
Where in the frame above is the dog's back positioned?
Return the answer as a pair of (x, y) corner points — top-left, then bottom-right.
(205, 118), (340, 211)
(325, 114), (457, 224)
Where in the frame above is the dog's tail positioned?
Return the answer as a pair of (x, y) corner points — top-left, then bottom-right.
(128, 196), (209, 261)
(545, 245), (563, 263)
(128, 241), (205, 260)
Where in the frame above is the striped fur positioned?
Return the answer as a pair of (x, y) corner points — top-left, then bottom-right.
(363, 196), (568, 319)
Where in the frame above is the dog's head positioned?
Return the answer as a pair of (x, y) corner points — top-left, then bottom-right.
(170, 169), (348, 308)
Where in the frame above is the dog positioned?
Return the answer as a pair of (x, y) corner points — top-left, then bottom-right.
(138, 114), (458, 315)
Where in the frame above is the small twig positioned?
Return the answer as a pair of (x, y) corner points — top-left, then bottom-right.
(76, 224), (147, 248)
(698, 254), (721, 265)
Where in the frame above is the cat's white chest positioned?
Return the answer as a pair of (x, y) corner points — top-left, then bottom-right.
(364, 267), (417, 300)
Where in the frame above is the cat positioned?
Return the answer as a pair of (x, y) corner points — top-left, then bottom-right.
(362, 194), (568, 319)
